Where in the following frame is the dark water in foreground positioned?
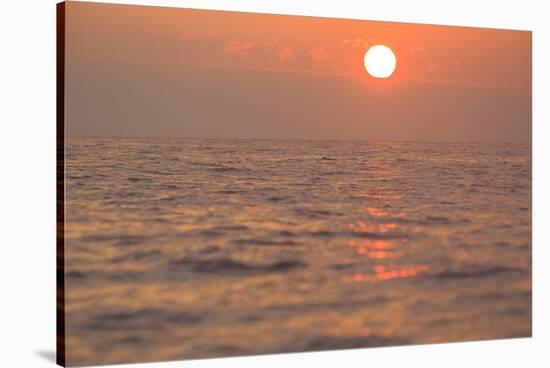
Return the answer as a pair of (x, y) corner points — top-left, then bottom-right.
(64, 137), (531, 366)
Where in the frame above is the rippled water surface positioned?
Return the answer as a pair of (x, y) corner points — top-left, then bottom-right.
(64, 137), (531, 366)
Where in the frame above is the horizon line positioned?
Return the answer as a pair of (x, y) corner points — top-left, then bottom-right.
(66, 134), (532, 145)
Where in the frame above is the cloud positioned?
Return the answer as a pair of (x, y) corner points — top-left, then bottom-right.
(310, 47), (329, 66)
(352, 39), (369, 50)
(341, 39), (369, 50)
(223, 41), (254, 57)
(279, 46), (294, 60)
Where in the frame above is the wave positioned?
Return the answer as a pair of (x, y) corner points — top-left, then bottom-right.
(86, 308), (202, 331)
(232, 238), (302, 246)
(434, 265), (525, 279)
(294, 335), (408, 351)
(170, 257), (306, 274)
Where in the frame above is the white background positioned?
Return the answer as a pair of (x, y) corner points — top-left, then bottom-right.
(0, 0), (548, 367)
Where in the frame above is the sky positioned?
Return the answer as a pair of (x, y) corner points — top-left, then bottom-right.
(65, 1), (532, 142)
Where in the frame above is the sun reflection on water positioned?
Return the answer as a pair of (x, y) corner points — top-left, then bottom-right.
(346, 196), (428, 283)
(353, 264), (429, 283)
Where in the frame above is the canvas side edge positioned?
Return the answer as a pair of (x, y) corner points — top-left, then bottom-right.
(56, 2), (66, 367)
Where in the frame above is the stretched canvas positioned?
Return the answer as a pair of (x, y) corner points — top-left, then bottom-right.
(57, 1), (532, 366)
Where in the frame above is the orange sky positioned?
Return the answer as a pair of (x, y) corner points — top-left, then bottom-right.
(66, 1), (531, 142)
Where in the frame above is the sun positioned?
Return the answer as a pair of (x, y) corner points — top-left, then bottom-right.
(364, 45), (397, 79)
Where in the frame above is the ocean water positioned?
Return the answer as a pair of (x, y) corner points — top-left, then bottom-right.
(64, 137), (531, 366)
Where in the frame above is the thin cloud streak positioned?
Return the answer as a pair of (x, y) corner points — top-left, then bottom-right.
(198, 63), (524, 90)
(396, 76), (524, 90)
(200, 63), (355, 78)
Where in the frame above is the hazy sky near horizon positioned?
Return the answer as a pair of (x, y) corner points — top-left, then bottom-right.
(65, 2), (532, 142)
